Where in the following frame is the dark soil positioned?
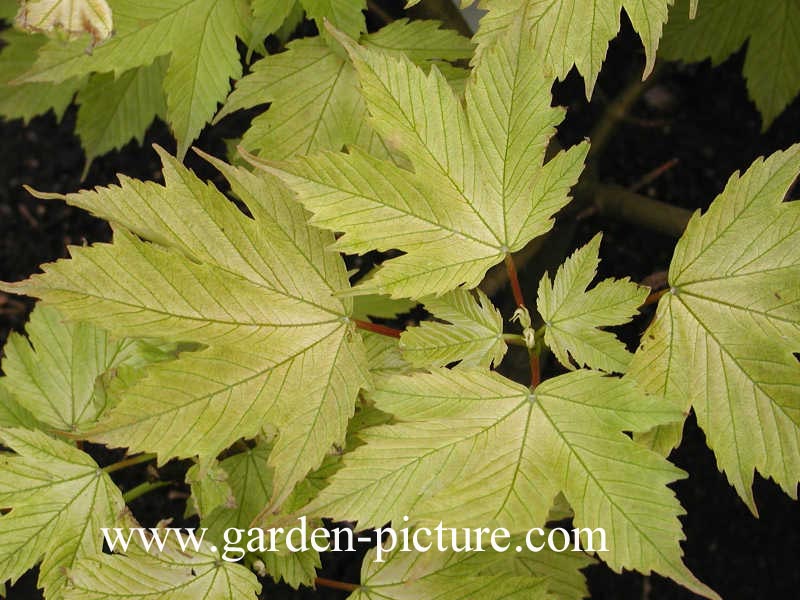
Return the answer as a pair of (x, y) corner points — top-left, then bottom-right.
(1, 13), (798, 600)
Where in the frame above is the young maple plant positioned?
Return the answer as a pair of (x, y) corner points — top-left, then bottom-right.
(0, 0), (798, 599)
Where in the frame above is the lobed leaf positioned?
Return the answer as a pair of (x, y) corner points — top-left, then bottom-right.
(256, 25), (587, 298)
(1, 148), (369, 511)
(400, 289), (506, 369)
(660, 0), (800, 128)
(538, 234), (649, 373)
(629, 144), (800, 512)
(0, 428), (126, 596)
(303, 368), (716, 598)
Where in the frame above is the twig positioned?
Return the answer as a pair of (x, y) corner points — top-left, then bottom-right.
(366, 0), (394, 26)
(123, 480), (171, 503)
(103, 453), (158, 474)
(530, 353), (541, 388)
(630, 158), (680, 192)
(588, 64), (662, 166)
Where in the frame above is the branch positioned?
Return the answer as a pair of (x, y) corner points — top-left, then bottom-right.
(589, 183), (692, 238)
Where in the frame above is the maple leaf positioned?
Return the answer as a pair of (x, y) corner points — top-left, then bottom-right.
(538, 234), (649, 373)
(0, 428), (126, 596)
(0, 147), (369, 511)
(16, 0), (249, 159)
(203, 442), (321, 589)
(63, 518), (260, 599)
(302, 368), (717, 598)
(466, 0), (697, 97)
(1, 303), (175, 432)
(629, 144), (800, 512)
(660, 0), (800, 128)
(300, 0), (366, 40)
(400, 288), (506, 369)
(15, 0), (113, 44)
(246, 0), (297, 56)
(349, 543), (550, 600)
(252, 24), (588, 298)
(0, 383), (39, 430)
(0, 29), (84, 125)
(75, 56), (167, 177)
(215, 19), (473, 161)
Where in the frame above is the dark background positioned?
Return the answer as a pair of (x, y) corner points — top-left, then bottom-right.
(1, 8), (798, 600)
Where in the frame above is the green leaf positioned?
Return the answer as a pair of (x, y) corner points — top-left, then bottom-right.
(63, 520), (260, 599)
(303, 368), (717, 599)
(1, 148), (369, 510)
(220, 36), (368, 159)
(163, 0), (246, 158)
(0, 383), (40, 430)
(0, 428), (126, 596)
(660, 0), (800, 127)
(484, 532), (595, 600)
(0, 29), (84, 124)
(538, 234), (649, 373)
(629, 144), (800, 512)
(204, 442), (321, 588)
(15, 0), (113, 44)
(254, 26), (587, 298)
(470, 0), (682, 96)
(362, 18), (474, 63)
(185, 457), (233, 519)
(246, 0), (296, 55)
(18, 0), (248, 158)
(217, 20), (473, 161)
(352, 294), (416, 320)
(363, 332), (412, 374)
(299, 0), (366, 39)
(400, 289), (506, 369)
(76, 57), (167, 175)
(349, 544), (550, 600)
(1, 304), (174, 432)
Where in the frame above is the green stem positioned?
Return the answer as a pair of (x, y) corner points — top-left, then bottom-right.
(103, 453), (158, 474)
(502, 333), (528, 347)
(123, 480), (171, 504)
